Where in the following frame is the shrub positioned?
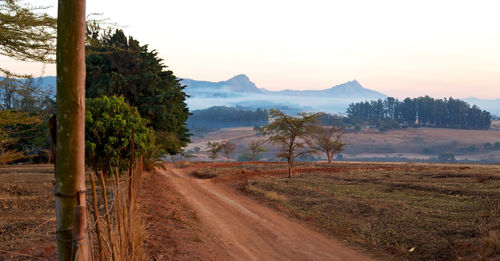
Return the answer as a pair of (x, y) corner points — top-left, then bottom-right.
(85, 96), (154, 174)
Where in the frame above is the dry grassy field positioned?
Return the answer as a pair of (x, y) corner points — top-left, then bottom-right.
(185, 126), (500, 163)
(0, 164), (56, 260)
(2, 161), (500, 260)
(195, 161), (500, 260)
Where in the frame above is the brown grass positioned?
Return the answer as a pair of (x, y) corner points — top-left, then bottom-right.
(212, 162), (500, 260)
(0, 163), (146, 261)
(0, 164), (56, 260)
(87, 165), (146, 261)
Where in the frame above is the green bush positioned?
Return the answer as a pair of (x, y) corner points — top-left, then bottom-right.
(85, 96), (154, 174)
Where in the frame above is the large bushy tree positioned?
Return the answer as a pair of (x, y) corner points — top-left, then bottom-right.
(85, 29), (190, 154)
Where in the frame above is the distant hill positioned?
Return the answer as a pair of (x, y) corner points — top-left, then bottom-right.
(182, 74), (261, 98)
(182, 75), (386, 100)
(464, 97), (500, 116)
(0, 76), (56, 96)
(260, 80), (387, 100)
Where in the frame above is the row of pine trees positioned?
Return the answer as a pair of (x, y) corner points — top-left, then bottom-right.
(347, 96), (491, 130)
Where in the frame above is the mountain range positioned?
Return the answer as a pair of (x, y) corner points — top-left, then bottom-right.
(182, 74), (500, 115)
(2, 75), (499, 116)
(182, 74), (388, 114)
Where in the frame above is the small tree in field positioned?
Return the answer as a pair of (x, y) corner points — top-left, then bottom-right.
(260, 109), (319, 178)
(248, 139), (267, 161)
(313, 126), (345, 164)
(220, 140), (236, 162)
(206, 141), (221, 162)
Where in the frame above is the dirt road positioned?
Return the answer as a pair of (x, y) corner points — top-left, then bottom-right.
(164, 168), (374, 261)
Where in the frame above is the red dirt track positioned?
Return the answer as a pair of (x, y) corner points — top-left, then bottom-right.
(163, 167), (374, 261)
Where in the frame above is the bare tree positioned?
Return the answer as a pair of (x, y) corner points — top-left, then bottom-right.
(55, 0), (88, 260)
(248, 139), (267, 161)
(260, 109), (319, 178)
(313, 126), (345, 164)
(206, 141), (221, 162)
(220, 140), (236, 162)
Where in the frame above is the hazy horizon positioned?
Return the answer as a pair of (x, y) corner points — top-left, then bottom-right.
(2, 0), (499, 100)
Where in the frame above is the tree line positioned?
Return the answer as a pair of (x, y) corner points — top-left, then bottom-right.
(187, 106), (268, 129)
(346, 96), (492, 130)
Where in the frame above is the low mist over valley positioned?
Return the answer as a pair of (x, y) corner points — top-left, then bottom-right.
(181, 74), (500, 116)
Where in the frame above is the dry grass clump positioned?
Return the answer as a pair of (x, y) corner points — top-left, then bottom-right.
(88, 163), (146, 261)
(191, 168), (218, 179)
(0, 183), (34, 196)
(481, 230), (500, 259)
(174, 161), (193, 169)
(247, 184), (287, 202)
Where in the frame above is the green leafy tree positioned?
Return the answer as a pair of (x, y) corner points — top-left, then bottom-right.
(85, 96), (153, 175)
(85, 29), (190, 154)
(206, 141), (221, 162)
(260, 109), (319, 178)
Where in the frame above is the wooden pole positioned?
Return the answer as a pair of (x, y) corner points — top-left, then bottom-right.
(55, 0), (87, 260)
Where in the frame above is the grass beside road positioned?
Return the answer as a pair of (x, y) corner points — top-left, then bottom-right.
(213, 162), (500, 260)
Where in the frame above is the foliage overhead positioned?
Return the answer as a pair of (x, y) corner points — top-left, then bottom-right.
(0, 0), (56, 75)
(85, 28), (190, 154)
(85, 96), (154, 174)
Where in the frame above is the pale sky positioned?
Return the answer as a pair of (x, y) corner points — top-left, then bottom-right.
(2, 0), (500, 99)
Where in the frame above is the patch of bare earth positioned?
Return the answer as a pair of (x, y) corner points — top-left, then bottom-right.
(139, 171), (228, 260)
